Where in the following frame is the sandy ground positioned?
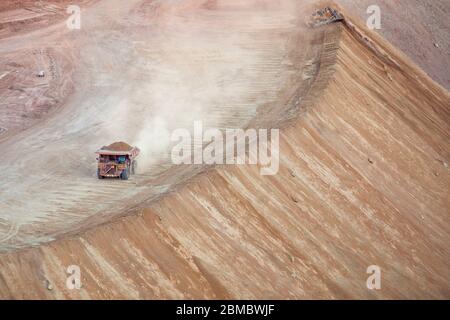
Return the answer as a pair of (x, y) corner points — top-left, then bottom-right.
(0, 0), (323, 250)
(0, 16), (448, 299)
(0, 0), (449, 299)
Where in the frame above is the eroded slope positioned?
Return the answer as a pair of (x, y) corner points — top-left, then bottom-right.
(0, 16), (448, 299)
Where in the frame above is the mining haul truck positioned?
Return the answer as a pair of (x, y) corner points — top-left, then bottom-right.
(96, 142), (140, 180)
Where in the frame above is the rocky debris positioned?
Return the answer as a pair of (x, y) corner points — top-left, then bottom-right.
(46, 280), (53, 291)
(289, 169), (297, 178)
(291, 271), (301, 280)
(309, 7), (344, 28)
(101, 141), (133, 152)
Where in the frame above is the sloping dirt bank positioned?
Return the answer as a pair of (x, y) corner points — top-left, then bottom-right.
(0, 11), (448, 298)
(0, 0), (331, 251)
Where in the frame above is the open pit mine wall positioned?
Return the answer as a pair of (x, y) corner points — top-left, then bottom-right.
(0, 13), (449, 299)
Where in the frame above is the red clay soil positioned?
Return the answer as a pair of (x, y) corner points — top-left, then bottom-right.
(102, 141), (133, 152)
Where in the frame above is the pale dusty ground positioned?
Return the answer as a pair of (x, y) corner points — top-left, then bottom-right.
(0, 0), (321, 249)
(0, 0), (449, 299)
(0, 18), (448, 299)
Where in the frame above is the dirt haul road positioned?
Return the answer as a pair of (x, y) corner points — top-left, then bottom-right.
(0, 0), (327, 250)
(0, 1), (449, 299)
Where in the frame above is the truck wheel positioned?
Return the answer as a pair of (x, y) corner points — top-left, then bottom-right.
(131, 160), (137, 175)
(120, 168), (129, 180)
(97, 168), (104, 179)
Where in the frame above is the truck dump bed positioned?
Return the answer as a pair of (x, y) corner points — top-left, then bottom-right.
(96, 141), (140, 158)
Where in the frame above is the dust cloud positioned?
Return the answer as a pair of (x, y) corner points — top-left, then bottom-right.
(104, 0), (313, 171)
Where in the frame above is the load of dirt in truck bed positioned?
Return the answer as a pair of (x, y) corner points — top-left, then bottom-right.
(101, 141), (133, 152)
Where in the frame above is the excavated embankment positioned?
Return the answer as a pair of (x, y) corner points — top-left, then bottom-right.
(0, 12), (449, 299)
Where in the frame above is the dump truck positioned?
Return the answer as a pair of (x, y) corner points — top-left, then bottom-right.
(95, 142), (140, 180)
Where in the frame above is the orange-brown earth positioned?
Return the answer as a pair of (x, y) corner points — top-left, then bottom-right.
(0, 1), (449, 299)
(101, 141), (133, 152)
